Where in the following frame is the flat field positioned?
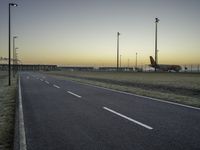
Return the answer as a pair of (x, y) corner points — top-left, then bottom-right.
(45, 71), (200, 107)
(0, 71), (16, 150)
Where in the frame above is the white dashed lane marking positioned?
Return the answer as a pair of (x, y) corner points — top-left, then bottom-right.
(103, 107), (153, 130)
(67, 91), (82, 98)
(53, 84), (60, 89)
(45, 81), (49, 84)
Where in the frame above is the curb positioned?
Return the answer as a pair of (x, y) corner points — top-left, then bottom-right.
(13, 76), (19, 150)
(13, 75), (27, 150)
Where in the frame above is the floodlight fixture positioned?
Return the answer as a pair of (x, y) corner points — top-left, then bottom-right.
(10, 3), (18, 7)
(155, 18), (159, 23)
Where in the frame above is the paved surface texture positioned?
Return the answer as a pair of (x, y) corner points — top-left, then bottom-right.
(20, 72), (200, 150)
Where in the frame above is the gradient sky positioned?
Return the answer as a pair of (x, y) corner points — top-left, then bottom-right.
(0, 0), (200, 66)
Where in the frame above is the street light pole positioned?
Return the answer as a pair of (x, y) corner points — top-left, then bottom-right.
(15, 48), (19, 72)
(155, 17), (159, 72)
(8, 3), (18, 86)
(128, 59), (130, 68)
(15, 47), (19, 74)
(117, 32), (120, 71)
(120, 55), (122, 68)
(13, 36), (17, 77)
(135, 52), (138, 68)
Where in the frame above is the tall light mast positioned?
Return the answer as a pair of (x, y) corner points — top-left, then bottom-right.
(117, 32), (120, 71)
(155, 17), (159, 72)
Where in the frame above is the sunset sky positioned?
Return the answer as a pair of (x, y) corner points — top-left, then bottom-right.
(0, 0), (200, 67)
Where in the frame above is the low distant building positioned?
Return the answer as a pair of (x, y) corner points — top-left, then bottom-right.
(0, 64), (57, 71)
(98, 67), (133, 72)
(59, 66), (94, 71)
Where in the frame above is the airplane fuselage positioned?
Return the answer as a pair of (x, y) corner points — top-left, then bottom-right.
(149, 56), (182, 72)
(149, 64), (182, 72)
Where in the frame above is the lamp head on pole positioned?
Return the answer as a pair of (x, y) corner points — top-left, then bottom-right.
(10, 3), (18, 7)
(155, 18), (159, 23)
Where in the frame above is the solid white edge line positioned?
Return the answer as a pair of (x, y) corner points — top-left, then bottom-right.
(67, 91), (82, 98)
(103, 107), (153, 130)
(19, 75), (27, 150)
(71, 81), (200, 111)
(53, 84), (60, 89)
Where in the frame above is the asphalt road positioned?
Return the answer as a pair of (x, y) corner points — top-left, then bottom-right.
(20, 72), (200, 150)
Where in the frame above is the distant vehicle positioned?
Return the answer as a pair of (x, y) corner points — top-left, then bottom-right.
(149, 56), (181, 72)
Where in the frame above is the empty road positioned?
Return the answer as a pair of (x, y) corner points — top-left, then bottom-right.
(19, 72), (200, 150)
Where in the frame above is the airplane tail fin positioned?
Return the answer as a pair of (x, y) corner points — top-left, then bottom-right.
(150, 56), (156, 66)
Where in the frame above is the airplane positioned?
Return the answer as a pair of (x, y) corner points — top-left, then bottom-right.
(149, 56), (182, 72)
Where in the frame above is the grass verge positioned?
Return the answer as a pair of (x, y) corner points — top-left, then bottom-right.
(45, 71), (200, 108)
(0, 72), (17, 150)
